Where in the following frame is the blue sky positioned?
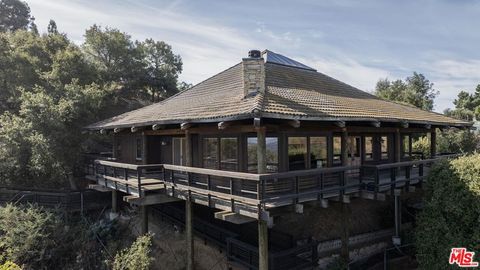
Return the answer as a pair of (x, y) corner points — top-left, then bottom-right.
(28, 0), (480, 112)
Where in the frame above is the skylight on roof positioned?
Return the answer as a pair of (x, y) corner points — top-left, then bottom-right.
(262, 50), (317, 71)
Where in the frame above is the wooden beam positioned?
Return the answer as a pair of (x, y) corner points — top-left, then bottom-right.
(254, 117), (261, 128)
(113, 128), (123, 133)
(217, 121), (231, 130)
(152, 124), (164, 130)
(131, 126), (140, 133)
(288, 119), (301, 128)
(100, 129), (107, 135)
(430, 128), (437, 158)
(88, 184), (111, 192)
(181, 122), (192, 130)
(214, 211), (256, 224)
(334, 121), (346, 128)
(371, 121), (381, 128)
(123, 194), (181, 206)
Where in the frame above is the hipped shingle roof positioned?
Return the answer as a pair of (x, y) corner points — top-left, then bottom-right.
(87, 52), (470, 130)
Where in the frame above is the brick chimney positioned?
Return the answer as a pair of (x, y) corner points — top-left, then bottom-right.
(242, 50), (265, 97)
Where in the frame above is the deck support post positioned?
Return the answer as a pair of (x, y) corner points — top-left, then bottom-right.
(256, 126), (268, 270)
(140, 205), (148, 234)
(340, 202), (350, 262)
(393, 190), (402, 245)
(340, 128), (350, 262)
(184, 129), (194, 270)
(112, 190), (118, 213)
(186, 198), (194, 270)
(258, 219), (269, 270)
(430, 128), (436, 158)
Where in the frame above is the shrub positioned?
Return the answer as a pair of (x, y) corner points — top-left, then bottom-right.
(112, 234), (153, 270)
(0, 261), (21, 270)
(415, 154), (480, 269)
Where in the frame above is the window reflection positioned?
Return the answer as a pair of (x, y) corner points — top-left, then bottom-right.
(288, 137), (307, 170)
(172, 137), (186, 166)
(402, 135), (411, 157)
(247, 137), (278, 173)
(203, 138), (218, 169)
(365, 136), (373, 161)
(333, 136), (342, 166)
(381, 136), (389, 160)
(220, 138), (238, 171)
(310, 137), (327, 168)
(136, 137), (143, 160)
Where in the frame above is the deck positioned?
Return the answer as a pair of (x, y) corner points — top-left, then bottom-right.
(85, 155), (457, 223)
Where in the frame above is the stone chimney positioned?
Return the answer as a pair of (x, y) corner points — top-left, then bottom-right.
(242, 50), (265, 97)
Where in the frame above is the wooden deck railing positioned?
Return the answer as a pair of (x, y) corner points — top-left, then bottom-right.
(85, 154), (460, 217)
(88, 160), (164, 197)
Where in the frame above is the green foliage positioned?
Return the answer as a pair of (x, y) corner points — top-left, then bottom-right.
(0, 261), (21, 270)
(444, 85), (480, 121)
(0, 204), (60, 269)
(375, 72), (438, 111)
(83, 25), (183, 101)
(415, 155), (480, 269)
(112, 234), (153, 270)
(412, 136), (431, 158)
(0, 0), (32, 32)
(437, 129), (479, 154)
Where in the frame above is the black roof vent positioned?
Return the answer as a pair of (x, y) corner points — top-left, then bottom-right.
(248, 50), (261, 58)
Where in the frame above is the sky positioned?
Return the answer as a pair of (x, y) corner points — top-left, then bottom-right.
(27, 0), (480, 112)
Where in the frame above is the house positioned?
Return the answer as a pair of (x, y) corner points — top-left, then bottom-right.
(85, 50), (471, 269)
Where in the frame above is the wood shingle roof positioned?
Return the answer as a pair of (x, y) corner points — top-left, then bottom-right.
(87, 51), (470, 130)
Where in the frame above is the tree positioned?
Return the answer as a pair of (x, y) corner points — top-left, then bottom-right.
(137, 39), (183, 101)
(375, 72), (438, 111)
(0, 0), (32, 32)
(415, 155), (480, 269)
(47, 19), (57, 35)
(82, 25), (142, 90)
(112, 234), (154, 270)
(444, 85), (480, 121)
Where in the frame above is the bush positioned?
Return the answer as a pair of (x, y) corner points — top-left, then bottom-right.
(415, 154), (480, 269)
(0, 261), (21, 270)
(112, 234), (153, 270)
(0, 204), (60, 269)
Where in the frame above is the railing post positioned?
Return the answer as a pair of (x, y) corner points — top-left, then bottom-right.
(137, 169), (142, 198)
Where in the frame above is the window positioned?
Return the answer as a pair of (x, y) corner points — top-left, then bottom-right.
(381, 136), (389, 160)
(136, 137), (143, 161)
(203, 138), (218, 169)
(365, 136), (373, 161)
(333, 136), (342, 165)
(310, 137), (327, 168)
(247, 137), (278, 173)
(288, 137), (307, 170)
(220, 138), (238, 171)
(172, 137), (186, 166)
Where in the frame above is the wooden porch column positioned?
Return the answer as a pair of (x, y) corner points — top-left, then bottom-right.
(184, 129), (194, 270)
(340, 128), (350, 262)
(140, 205), (148, 234)
(341, 128), (348, 165)
(256, 126), (268, 270)
(430, 128), (436, 158)
(395, 129), (401, 162)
